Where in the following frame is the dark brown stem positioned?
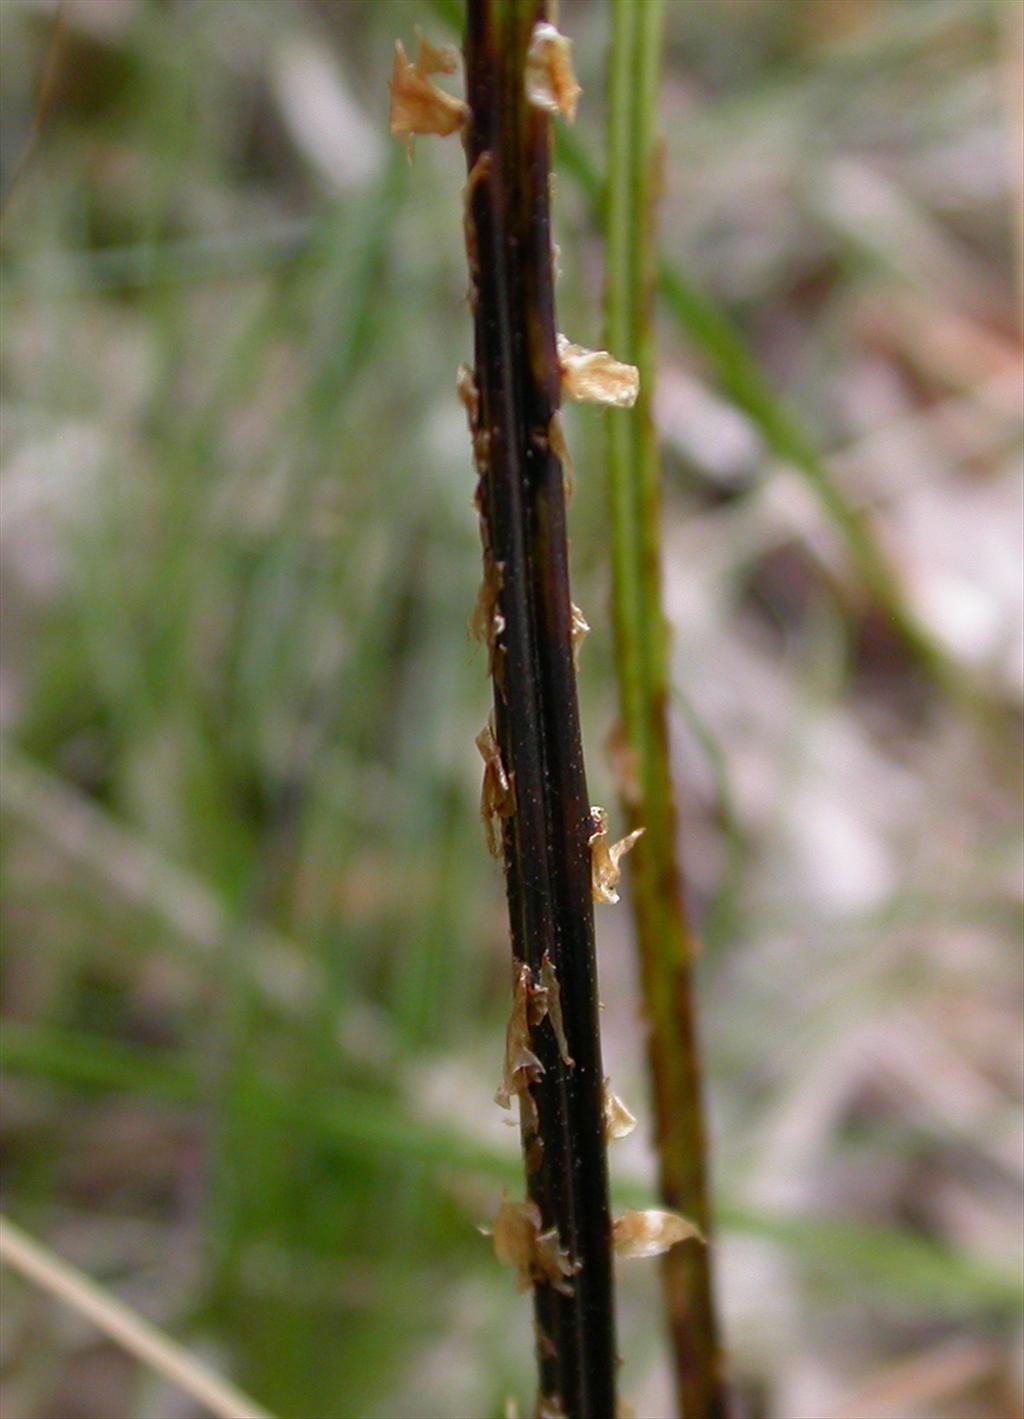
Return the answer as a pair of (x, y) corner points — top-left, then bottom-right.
(462, 2), (617, 1415)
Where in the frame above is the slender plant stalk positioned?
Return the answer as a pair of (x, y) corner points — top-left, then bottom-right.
(605, 4), (729, 1417)
(462, 2), (617, 1414)
(0, 1216), (273, 1419)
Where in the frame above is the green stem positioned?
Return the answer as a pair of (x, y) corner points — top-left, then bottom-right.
(606, 4), (730, 1417)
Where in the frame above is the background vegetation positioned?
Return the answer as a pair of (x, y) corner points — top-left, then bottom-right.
(1, 1), (1021, 1416)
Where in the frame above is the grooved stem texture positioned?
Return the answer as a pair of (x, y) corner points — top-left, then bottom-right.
(463, 2), (617, 1415)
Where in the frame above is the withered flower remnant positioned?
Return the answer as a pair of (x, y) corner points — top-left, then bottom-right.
(488, 1196), (578, 1296)
(494, 961), (546, 1113)
(569, 601), (590, 666)
(389, 36), (468, 155)
(538, 952), (573, 1067)
(588, 807), (644, 904)
(476, 718), (515, 858)
(612, 1208), (705, 1260)
(557, 335), (640, 408)
(525, 21), (581, 122)
(602, 1082), (638, 1142)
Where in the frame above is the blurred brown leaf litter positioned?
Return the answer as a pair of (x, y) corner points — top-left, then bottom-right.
(1, 1), (1021, 1417)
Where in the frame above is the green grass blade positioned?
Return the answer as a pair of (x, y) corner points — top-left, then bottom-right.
(605, 5), (729, 1415)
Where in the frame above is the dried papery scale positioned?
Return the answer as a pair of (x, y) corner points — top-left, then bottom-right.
(524, 22), (581, 120)
(557, 335), (639, 409)
(389, 36), (468, 157)
(569, 602), (589, 666)
(487, 1196), (578, 1296)
(477, 718), (515, 858)
(588, 807), (644, 905)
(613, 1208), (705, 1259)
(602, 1081), (638, 1142)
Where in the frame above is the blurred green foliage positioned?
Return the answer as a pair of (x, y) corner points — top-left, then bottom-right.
(1, 2), (1020, 1417)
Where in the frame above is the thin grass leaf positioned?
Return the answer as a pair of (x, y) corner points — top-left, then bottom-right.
(605, 5), (730, 1415)
(0, 1216), (275, 1419)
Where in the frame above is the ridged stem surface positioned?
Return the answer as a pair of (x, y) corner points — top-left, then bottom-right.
(463, 3), (617, 1413)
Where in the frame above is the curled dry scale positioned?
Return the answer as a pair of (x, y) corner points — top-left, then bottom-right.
(389, 7), (700, 1416)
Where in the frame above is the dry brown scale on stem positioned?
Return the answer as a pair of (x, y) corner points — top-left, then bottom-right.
(537, 953), (573, 1067)
(556, 335), (639, 409)
(487, 1195), (579, 1296)
(524, 22), (581, 121)
(476, 718), (515, 858)
(588, 807), (645, 905)
(613, 1208), (705, 1259)
(494, 960), (546, 1122)
(569, 601), (589, 666)
(389, 35), (467, 157)
(602, 1081), (638, 1142)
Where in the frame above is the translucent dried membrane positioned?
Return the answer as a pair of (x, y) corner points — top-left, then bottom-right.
(557, 335), (639, 408)
(525, 21), (581, 122)
(570, 601), (589, 666)
(389, 36), (468, 154)
(494, 962), (545, 1113)
(588, 806), (644, 904)
(458, 355), (492, 488)
(476, 719), (514, 858)
(412, 31), (457, 77)
(486, 1196), (577, 1295)
(537, 1397), (566, 1419)
(538, 952), (573, 1067)
(470, 562), (506, 677)
(603, 1080), (637, 1141)
(495, 953), (573, 1139)
(612, 1208), (705, 1259)
(455, 363), (479, 428)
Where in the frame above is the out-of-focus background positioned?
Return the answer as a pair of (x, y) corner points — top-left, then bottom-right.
(1, 1), (1021, 1416)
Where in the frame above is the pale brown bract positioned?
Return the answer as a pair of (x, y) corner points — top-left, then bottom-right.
(602, 1081), (638, 1142)
(538, 952), (573, 1067)
(588, 806), (644, 904)
(569, 601), (590, 667)
(389, 36), (468, 157)
(525, 22), (582, 123)
(612, 1208), (705, 1259)
(557, 335), (640, 408)
(469, 558), (506, 683)
(494, 961), (545, 1114)
(486, 1196), (578, 1297)
(476, 718), (515, 858)
(455, 363), (479, 429)
(536, 1395), (567, 1419)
